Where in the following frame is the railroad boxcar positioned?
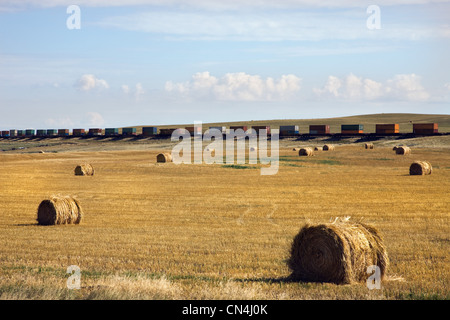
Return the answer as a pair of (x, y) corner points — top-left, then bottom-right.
(413, 123), (438, 135)
(25, 129), (36, 136)
(88, 128), (102, 136)
(279, 125), (299, 136)
(105, 128), (119, 136)
(58, 129), (69, 136)
(142, 127), (158, 136)
(309, 125), (330, 135)
(341, 124), (364, 134)
(122, 127), (137, 136)
(73, 129), (86, 136)
(46, 129), (58, 136)
(376, 124), (399, 135)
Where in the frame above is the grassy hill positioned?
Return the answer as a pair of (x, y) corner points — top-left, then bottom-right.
(132, 113), (450, 134)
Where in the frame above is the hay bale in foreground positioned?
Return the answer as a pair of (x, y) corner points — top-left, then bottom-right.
(314, 147), (323, 151)
(365, 143), (374, 149)
(74, 164), (94, 176)
(392, 146), (399, 151)
(287, 218), (389, 285)
(37, 195), (83, 225)
(323, 144), (335, 151)
(157, 153), (172, 163)
(395, 146), (411, 155)
(410, 161), (432, 175)
(299, 147), (313, 156)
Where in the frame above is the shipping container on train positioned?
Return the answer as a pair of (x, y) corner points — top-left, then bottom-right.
(185, 126), (202, 136)
(46, 129), (58, 136)
(376, 124), (399, 135)
(279, 125), (299, 136)
(1, 130), (10, 137)
(159, 128), (177, 136)
(309, 125), (330, 135)
(252, 126), (271, 135)
(58, 129), (69, 136)
(341, 124), (364, 134)
(208, 126), (226, 134)
(122, 127), (137, 136)
(9, 130), (17, 137)
(25, 129), (36, 136)
(229, 126), (248, 133)
(73, 129), (86, 136)
(88, 128), (102, 136)
(105, 128), (119, 136)
(413, 123), (438, 135)
(17, 130), (25, 137)
(36, 129), (47, 136)
(142, 127), (158, 136)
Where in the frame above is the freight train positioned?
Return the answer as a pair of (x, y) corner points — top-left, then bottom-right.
(0, 123), (442, 138)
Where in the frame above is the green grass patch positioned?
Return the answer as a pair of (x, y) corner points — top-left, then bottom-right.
(221, 164), (258, 170)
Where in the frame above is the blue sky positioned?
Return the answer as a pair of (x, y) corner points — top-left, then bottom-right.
(0, 0), (449, 129)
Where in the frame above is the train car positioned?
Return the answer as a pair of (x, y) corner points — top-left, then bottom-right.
(25, 129), (36, 137)
(104, 128), (119, 136)
(376, 124), (399, 135)
(309, 125), (330, 135)
(413, 123), (438, 135)
(73, 129), (86, 136)
(36, 129), (47, 136)
(46, 129), (58, 136)
(229, 126), (248, 133)
(9, 130), (17, 137)
(58, 129), (69, 136)
(251, 126), (271, 135)
(208, 126), (226, 134)
(159, 128), (177, 136)
(185, 126), (202, 136)
(341, 124), (364, 134)
(88, 128), (102, 136)
(17, 130), (25, 137)
(279, 125), (299, 136)
(142, 127), (158, 136)
(122, 127), (137, 136)
(1, 130), (10, 137)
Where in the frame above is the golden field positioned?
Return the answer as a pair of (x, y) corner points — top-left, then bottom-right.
(0, 136), (449, 300)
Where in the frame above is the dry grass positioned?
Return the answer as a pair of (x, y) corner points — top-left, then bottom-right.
(0, 140), (449, 300)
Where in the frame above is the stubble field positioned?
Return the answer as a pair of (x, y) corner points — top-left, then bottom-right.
(0, 137), (448, 300)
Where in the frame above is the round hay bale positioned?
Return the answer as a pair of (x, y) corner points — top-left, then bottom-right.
(410, 161), (432, 175)
(39, 150), (45, 154)
(299, 147), (313, 156)
(323, 144), (335, 151)
(365, 143), (374, 149)
(395, 146), (411, 155)
(74, 164), (94, 176)
(157, 153), (172, 163)
(287, 218), (389, 285)
(314, 147), (323, 151)
(37, 195), (83, 225)
(392, 146), (399, 151)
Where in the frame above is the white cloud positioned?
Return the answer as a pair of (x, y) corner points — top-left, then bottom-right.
(75, 74), (109, 91)
(86, 112), (105, 127)
(121, 84), (130, 94)
(314, 73), (429, 101)
(166, 71), (301, 101)
(45, 116), (74, 128)
(122, 83), (145, 101)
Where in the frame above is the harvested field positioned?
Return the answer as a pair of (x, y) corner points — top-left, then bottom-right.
(0, 138), (449, 300)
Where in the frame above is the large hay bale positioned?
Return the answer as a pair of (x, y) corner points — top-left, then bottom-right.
(74, 164), (94, 176)
(287, 218), (389, 285)
(365, 143), (374, 149)
(392, 146), (399, 151)
(157, 153), (172, 163)
(299, 147), (313, 156)
(37, 196), (83, 225)
(314, 147), (323, 151)
(395, 146), (411, 155)
(410, 161), (432, 175)
(323, 144), (335, 151)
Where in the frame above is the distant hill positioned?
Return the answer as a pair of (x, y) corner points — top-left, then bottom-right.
(132, 113), (450, 134)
